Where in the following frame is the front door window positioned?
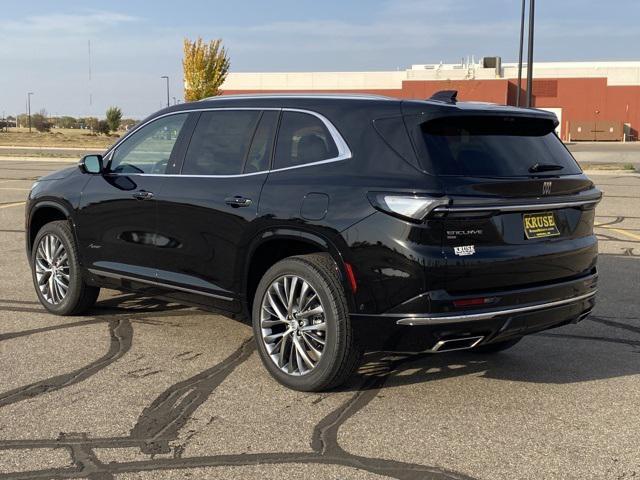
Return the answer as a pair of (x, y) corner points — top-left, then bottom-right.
(109, 114), (188, 174)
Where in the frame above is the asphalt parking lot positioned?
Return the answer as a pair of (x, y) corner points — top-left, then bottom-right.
(0, 158), (639, 480)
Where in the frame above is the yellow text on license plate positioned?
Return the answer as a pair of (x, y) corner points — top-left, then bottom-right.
(523, 211), (560, 239)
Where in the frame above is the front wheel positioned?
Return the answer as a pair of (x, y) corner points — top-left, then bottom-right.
(31, 220), (99, 316)
(252, 253), (361, 392)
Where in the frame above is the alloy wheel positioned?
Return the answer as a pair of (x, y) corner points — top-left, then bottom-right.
(260, 275), (327, 376)
(35, 233), (70, 305)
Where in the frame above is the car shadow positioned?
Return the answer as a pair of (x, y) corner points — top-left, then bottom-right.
(84, 253), (639, 391)
(335, 324), (640, 392)
(90, 290), (640, 391)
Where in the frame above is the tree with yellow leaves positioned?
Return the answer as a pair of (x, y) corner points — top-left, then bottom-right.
(183, 38), (230, 101)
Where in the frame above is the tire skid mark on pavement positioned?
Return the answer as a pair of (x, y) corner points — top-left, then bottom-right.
(65, 432), (115, 480)
(0, 299), (39, 305)
(0, 318), (106, 341)
(3, 302), (636, 479)
(539, 332), (640, 348)
(0, 296), (478, 480)
(0, 305), (48, 314)
(3, 293), (638, 480)
(594, 215), (625, 227)
(596, 214), (640, 243)
(0, 317), (132, 407)
(589, 315), (640, 336)
(130, 338), (255, 454)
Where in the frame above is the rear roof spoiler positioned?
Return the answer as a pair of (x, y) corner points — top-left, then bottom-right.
(429, 90), (458, 104)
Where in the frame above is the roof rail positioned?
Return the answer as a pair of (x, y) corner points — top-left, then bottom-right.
(200, 93), (393, 102)
(429, 90), (458, 104)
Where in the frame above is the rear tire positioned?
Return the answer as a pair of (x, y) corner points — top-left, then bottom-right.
(252, 253), (361, 392)
(472, 337), (522, 353)
(31, 220), (99, 316)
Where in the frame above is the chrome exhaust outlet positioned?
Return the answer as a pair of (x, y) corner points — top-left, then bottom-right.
(431, 336), (484, 353)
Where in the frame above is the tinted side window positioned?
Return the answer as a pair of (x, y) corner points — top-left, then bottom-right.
(244, 111), (278, 173)
(182, 110), (260, 175)
(109, 114), (188, 174)
(274, 111), (338, 169)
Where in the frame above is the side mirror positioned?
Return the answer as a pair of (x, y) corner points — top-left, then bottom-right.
(79, 154), (103, 174)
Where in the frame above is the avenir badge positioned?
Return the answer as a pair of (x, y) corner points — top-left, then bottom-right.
(523, 211), (561, 239)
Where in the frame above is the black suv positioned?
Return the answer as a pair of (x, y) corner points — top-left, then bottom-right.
(26, 93), (600, 391)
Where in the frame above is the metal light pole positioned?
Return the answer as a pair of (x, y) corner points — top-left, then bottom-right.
(516, 0), (526, 107)
(27, 92), (34, 133)
(161, 76), (170, 108)
(526, 0), (536, 108)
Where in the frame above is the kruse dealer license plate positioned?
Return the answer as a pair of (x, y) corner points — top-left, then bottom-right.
(523, 211), (561, 239)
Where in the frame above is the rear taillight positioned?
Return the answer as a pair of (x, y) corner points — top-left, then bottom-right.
(453, 297), (498, 308)
(344, 262), (357, 293)
(367, 192), (449, 222)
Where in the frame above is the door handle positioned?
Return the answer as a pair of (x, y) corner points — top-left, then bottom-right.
(225, 196), (252, 208)
(133, 191), (154, 200)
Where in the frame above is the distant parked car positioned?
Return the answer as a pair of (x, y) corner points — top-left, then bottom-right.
(26, 92), (600, 390)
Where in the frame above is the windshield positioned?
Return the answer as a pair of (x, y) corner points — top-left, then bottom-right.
(415, 115), (582, 177)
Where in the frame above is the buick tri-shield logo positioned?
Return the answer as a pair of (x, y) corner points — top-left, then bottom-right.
(542, 181), (552, 196)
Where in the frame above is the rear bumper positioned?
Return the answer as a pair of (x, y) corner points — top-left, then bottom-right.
(396, 290), (596, 325)
(350, 273), (597, 351)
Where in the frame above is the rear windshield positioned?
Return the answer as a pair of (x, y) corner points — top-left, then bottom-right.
(414, 115), (581, 177)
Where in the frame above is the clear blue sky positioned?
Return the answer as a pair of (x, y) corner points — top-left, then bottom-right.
(1, 0), (638, 118)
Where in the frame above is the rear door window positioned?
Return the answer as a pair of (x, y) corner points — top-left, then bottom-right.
(182, 110), (260, 175)
(244, 111), (278, 173)
(273, 111), (339, 170)
(414, 116), (581, 177)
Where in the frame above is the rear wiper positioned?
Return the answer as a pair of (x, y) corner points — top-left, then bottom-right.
(529, 163), (564, 173)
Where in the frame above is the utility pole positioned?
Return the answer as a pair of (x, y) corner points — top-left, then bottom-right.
(516, 0), (526, 107)
(27, 92), (34, 133)
(526, 0), (536, 108)
(88, 40), (93, 108)
(161, 76), (170, 108)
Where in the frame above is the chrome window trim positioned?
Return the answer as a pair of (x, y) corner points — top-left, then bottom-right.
(281, 108), (352, 164)
(104, 107), (352, 178)
(395, 290), (597, 326)
(88, 268), (235, 301)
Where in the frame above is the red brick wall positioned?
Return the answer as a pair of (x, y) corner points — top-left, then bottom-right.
(400, 79), (510, 104)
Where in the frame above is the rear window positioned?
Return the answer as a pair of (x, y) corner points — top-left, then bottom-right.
(274, 111), (339, 170)
(414, 115), (581, 177)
